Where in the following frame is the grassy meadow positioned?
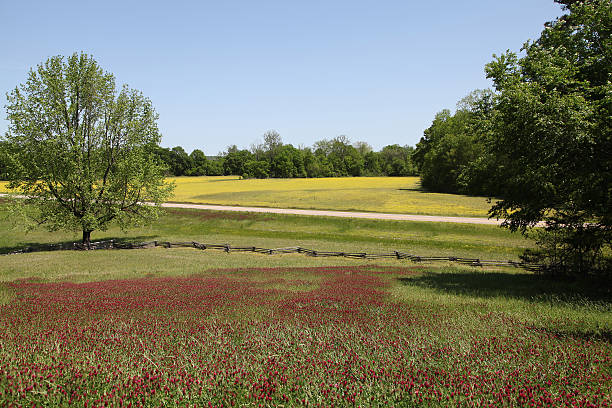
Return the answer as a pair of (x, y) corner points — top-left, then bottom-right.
(0, 176), (495, 217)
(0, 201), (531, 266)
(0, 199), (610, 406)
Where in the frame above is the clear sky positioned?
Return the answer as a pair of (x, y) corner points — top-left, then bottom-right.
(0, 0), (563, 155)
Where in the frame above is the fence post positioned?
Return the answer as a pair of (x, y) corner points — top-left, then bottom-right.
(0, 239), (543, 271)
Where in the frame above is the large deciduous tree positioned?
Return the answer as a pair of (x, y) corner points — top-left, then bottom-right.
(485, 0), (611, 275)
(3, 53), (174, 247)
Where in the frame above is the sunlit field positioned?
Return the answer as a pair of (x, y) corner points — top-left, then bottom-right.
(1, 266), (610, 406)
(166, 176), (494, 217)
(0, 203), (610, 406)
(1, 177), (494, 217)
(0, 200), (532, 264)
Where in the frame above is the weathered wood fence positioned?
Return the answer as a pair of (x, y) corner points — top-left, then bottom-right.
(2, 240), (544, 272)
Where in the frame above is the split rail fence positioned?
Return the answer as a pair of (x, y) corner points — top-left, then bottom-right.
(3, 240), (544, 272)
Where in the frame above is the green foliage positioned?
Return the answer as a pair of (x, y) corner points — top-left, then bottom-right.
(413, 0), (610, 275)
(168, 146), (192, 176)
(242, 160), (270, 179)
(485, 0), (611, 275)
(420, 123), (482, 193)
(0, 141), (11, 180)
(270, 145), (306, 178)
(521, 226), (611, 277)
(2, 52), (175, 245)
(153, 129), (418, 179)
(205, 158), (224, 176)
(415, 90), (494, 194)
(150, 146), (219, 176)
(380, 144), (417, 176)
(187, 149), (208, 176)
(222, 145), (252, 176)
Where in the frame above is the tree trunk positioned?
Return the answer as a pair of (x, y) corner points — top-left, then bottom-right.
(82, 230), (92, 249)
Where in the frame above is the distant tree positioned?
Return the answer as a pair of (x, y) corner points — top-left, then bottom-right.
(242, 160), (270, 179)
(485, 0), (611, 275)
(222, 145), (252, 176)
(167, 146), (192, 176)
(380, 144), (417, 176)
(330, 136), (364, 176)
(302, 148), (327, 178)
(343, 148), (365, 176)
(262, 130), (283, 158)
(420, 132), (483, 193)
(188, 149), (208, 176)
(151, 146), (192, 176)
(150, 146), (174, 175)
(413, 109), (454, 172)
(454, 90), (499, 195)
(270, 145), (306, 178)
(415, 89), (494, 192)
(249, 141), (265, 161)
(205, 158), (224, 176)
(2, 53), (174, 247)
(363, 151), (382, 176)
(416, 109), (479, 192)
(353, 141), (373, 156)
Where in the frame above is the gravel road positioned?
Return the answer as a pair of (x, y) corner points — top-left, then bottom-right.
(162, 202), (503, 225)
(0, 193), (503, 225)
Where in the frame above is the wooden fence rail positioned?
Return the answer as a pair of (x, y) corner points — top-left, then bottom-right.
(2, 239), (545, 272)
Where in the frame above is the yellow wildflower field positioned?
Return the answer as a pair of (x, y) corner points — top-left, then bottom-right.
(167, 176), (494, 217)
(1, 176), (494, 217)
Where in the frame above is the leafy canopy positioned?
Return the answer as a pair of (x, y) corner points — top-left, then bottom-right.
(485, 0), (611, 273)
(3, 53), (174, 244)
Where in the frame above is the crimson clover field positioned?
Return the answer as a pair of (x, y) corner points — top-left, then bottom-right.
(1, 265), (610, 407)
(0, 204), (610, 406)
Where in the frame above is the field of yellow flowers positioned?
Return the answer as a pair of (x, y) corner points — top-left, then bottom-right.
(166, 176), (493, 217)
(1, 176), (493, 217)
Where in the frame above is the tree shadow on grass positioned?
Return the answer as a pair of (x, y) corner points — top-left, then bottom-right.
(0, 235), (157, 255)
(399, 271), (612, 342)
(398, 271), (612, 304)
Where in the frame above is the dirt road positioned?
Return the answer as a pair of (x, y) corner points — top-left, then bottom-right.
(0, 193), (503, 225)
(161, 202), (503, 225)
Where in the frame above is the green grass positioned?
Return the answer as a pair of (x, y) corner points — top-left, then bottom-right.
(0, 248), (368, 284)
(1, 202), (609, 341)
(0, 283), (14, 306)
(0, 202), (609, 338)
(1, 264), (609, 406)
(0, 201), (533, 287)
(390, 266), (611, 340)
(0, 204), (532, 261)
(0, 201), (610, 405)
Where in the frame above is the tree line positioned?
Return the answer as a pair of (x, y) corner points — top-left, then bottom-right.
(415, 0), (610, 276)
(150, 133), (418, 179)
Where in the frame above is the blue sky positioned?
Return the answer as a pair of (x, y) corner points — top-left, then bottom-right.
(0, 1), (563, 154)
